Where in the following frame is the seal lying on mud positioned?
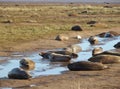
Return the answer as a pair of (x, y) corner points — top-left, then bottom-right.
(64, 44), (82, 53)
(50, 50), (78, 58)
(114, 42), (120, 48)
(88, 55), (120, 64)
(97, 31), (120, 38)
(39, 50), (78, 59)
(20, 58), (35, 70)
(55, 34), (69, 41)
(88, 36), (98, 45)
(8, 68), (31, 79)
(40, 51), (73, 62)
(48, 53), (71, 62)
(92, 47), (103, 56)
(67, 61), (108, 71)
(93, 51), (120, 56)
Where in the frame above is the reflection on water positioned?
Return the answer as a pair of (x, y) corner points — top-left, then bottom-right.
(32, 67), (68, 77)
(72, 36), (120, 62)
(0, 36), (119, 78)
(0, 60), (19, 78)
(0, 88), (12, 89)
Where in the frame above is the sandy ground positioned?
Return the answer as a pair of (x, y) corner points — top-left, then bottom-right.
(0, 27), (120, 89)
(0, 27), (120, 56)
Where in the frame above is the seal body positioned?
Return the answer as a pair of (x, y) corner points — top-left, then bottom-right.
(92, 47), (103, 56)
(20, 58), (35, 70)
(39, 50), (78, 60)
(67, 61), (108, 71)
(88, 55), (120, 64)
(8, 68), (31, 79)
(114, 42), (120, 48)
(88, 36), (98, 45)
(64, 45), (82, 53)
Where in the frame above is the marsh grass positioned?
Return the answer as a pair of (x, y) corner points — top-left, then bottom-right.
(0, 4), (119, 48)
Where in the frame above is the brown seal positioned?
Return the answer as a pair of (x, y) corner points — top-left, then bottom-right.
(67, 61), (108, 71)
(88, 36), (99, 45)
(39, 50), (78, 59)
(92, 47), (103, 56)
(20, 58), (35, 70)
(88, 55), (120, 64)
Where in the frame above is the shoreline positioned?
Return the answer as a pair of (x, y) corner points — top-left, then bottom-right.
(0, 3), (119, 89)
(0, 27), (120, 56)
(0, 27), (120, 89)
(0, 62), (120, 89)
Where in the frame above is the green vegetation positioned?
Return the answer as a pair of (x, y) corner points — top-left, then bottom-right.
(0, 4), (119, 47)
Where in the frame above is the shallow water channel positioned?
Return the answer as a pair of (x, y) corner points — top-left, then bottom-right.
(0, 36), (119, 78)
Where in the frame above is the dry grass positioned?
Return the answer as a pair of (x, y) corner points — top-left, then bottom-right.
(0, 3), (119, 50)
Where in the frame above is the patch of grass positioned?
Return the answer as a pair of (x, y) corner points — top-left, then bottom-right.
(0, 3), (119, 48)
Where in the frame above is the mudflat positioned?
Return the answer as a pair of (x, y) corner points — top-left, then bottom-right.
(0, 3), (120, 89)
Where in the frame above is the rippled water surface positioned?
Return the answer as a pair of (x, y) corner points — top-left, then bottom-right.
(0, 36), (119, 78)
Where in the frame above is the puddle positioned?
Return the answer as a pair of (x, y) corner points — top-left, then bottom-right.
(0, 87), (12, 89)
(0, 60), (19, 78)
(32, 66), (68, 77)
(0, 36), (119, 78)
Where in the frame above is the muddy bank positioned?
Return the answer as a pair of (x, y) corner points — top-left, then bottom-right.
(0, 34), (119, 78)
(0, 27), (120, 89)
(0, 27), (120, 56)
(0, 63), (120, 89)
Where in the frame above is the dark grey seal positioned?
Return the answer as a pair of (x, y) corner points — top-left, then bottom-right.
(67, 61), (108, 71)
(8, 68), (31, 79)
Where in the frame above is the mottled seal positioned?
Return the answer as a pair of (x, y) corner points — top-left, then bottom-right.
(8, 68), (31, 79)
(64, 44), (82, 53)
(94, 51), (120, 56)
(67, 61), (108, 71)
(49, 53), (71, 62)
(92, 47), (103, 56)
(88, 55), (120, 64)
(97, 31), (119, 38)
(39, 50), (78, 59)
(40, 52), (71, 62)
(20, 58), (35, 70)
(55, 34), (69, 41)
(88, 36), (99, 45)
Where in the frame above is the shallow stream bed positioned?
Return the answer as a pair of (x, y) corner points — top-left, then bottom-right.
(0, 36), (119, 78)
